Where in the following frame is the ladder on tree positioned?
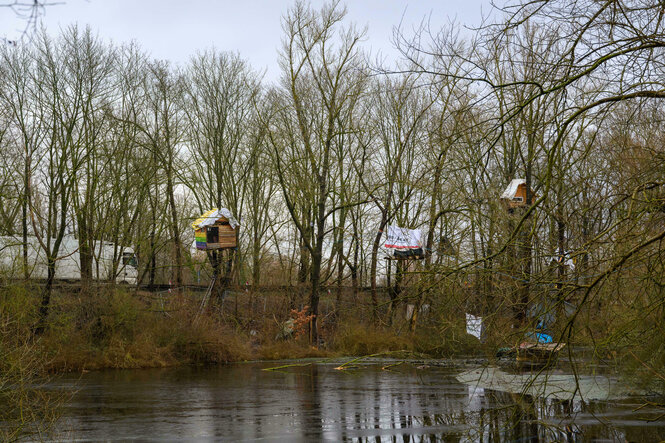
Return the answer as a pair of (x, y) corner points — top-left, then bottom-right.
(194, 273), (216, 323)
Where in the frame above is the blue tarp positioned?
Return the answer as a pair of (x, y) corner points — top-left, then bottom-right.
(525, 331), (553, 344)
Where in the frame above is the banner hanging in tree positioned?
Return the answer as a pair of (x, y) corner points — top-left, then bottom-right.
(466, 313), (483, 340)
(384, 225), (422, 249)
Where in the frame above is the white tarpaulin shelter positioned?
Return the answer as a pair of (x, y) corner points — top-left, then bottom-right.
(500, 178), (526, 200)
(191, 208), (239, 230)
(384, 225), (422, 249)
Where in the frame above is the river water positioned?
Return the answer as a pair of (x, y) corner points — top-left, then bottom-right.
(53, 361), (665, 442)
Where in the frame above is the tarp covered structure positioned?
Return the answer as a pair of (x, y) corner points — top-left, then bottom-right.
(192, 208), (239, 250)
(500, 178), (526, 200)
(384, 225), (422, 249)
(191, 208), (239, 230)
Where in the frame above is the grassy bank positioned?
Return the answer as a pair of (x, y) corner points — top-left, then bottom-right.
(4, 283), (660, 378)
(0, 284), (484, 373)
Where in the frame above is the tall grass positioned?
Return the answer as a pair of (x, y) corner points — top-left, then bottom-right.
(0, 284), (492, 375)
(41, 288), (254, 371)
(0, 283), (61, 441)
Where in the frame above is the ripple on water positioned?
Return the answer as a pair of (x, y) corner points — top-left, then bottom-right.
(53, 361), (665, 441)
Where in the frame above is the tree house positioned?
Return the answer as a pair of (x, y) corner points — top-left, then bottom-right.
(192, 208), (239, 250)
(500, 179), (534, 209)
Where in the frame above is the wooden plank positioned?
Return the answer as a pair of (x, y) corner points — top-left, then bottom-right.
(518, 342), (566, 352)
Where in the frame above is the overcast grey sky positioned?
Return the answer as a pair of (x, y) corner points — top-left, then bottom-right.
(1, 1), (494, 82)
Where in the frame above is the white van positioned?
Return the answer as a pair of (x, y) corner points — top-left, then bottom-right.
(0, 235), (137, 284)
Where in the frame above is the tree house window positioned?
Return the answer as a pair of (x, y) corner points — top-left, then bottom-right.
(207, 226), (219, 244)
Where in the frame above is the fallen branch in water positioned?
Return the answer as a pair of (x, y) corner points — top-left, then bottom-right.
(628, 350), (665, 383)
(262, 359), (330, 371)
(381, 361), (406, 371)
(335, 350), (415, 370)
(262, 350), (421, 372)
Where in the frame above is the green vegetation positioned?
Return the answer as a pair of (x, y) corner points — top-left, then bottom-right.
(1, 282), (649, 374)
(0, 285), (489, 373)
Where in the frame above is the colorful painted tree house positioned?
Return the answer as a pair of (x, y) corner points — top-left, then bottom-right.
(192, 208), (239, 250)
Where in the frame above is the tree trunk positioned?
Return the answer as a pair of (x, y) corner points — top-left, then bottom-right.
(167, 173), (183, 288)
(517, 168), (533, 326)
(252, 226), (261, 285)
(309, 246), (322, 345)
(350, 229), (359, 299)
(335, 239), (344, 320)
(21, 159), (29, 280)
(148, 221), (157, 290)
(210, 250), (225, 303)
(78, 212), (93, 293)
(370, 216), (388, 323)
(387, 260), (403, 326)
(34, 256), (56, 335)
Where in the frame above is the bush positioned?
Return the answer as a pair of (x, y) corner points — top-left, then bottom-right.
(0, 286), (62, 440)
(330, 325), (413, 356)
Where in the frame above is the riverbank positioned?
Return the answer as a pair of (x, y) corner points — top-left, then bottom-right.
(2, 282), (661, 387)
(1, 284), (482, 373)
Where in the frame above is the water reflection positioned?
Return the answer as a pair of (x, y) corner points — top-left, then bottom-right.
(54, 362), (665, 441)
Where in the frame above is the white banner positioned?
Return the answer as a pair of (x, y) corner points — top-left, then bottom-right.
(466, 313), (483, 340)
(384, 225), (422, 249)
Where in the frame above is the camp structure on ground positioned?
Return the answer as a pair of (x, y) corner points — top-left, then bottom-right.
(500, 178), (535, 209)
(192, 208), (239, 250)
(516, 342), (566, 368)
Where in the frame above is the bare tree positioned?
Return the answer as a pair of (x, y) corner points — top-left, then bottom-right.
(183, 50), (262, 292)
(264, 0), (367, 343)
(138, 61), (186, 289)
(358, 73), (433, 323)
(1, 0), (63, 45)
